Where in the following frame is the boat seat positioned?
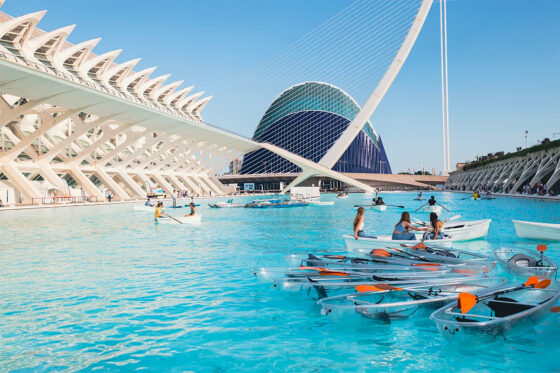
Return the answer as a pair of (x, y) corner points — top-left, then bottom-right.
(488, 297), (534, 317)
(508, 254), (537, 268)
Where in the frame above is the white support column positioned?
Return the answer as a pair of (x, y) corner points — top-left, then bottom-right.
(167, 175), (187, 191)
(178, 175), (202, 195)
(0, 160), (42, 203)
(94, 166), (131, 200)
(68, 164), (105, 201)
(118, 172), (146, 199)
(150, 173), (175, 196)
(200, 175), (224, 196)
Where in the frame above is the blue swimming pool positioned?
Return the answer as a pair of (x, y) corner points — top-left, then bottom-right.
(0, 192), (558, 372)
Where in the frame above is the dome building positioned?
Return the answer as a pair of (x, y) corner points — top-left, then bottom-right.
(240, 82), (391, 175)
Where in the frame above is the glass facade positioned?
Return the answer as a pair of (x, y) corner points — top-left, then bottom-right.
(240, 82), (391, 174)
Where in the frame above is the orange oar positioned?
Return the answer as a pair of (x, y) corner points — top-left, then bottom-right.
(551, 306), (560, 313)
(537, 244), (548, 252)
(319, 270), (349, 277)
(298, 266), (327, 271)
(525, 276), (540, 287)
(534, 279), (552, 289)
(457, 292), (478, 314)
(370, 249), (391, 257)
(355, 283), (402, 293)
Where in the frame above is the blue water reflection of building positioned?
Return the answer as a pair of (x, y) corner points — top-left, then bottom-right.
(240, 82), (391, 175)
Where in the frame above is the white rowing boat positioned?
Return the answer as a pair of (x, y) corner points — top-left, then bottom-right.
(208, 201), (245, 208)
(371, 204), (387, 211)
(343, 234), (454, 251)
(512, 220), (560, 241)
(308, 200), (335, 206)
(414, 219), (491, 241)
(421, 205), (442, 213)
(134, 205), (154, 212)
(155, 215), (202, 225)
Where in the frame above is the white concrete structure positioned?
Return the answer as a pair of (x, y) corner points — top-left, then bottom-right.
(444, 143), (560, 195)
(0, 4), (380, 204)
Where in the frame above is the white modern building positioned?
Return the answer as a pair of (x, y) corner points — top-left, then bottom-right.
(444, 142), (560, 195)
(0, 1), (433, 205)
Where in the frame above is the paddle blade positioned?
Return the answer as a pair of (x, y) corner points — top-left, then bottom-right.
(525, 276), (540, 287)
(412, 263), (441, 271)
(535, 279), (552, 289)
(537, 244), (548, 253)
(355, 285), (383, 292)
(550, 306), (560, 313)
(457, 292), (478, 314)
(319, 271), (349, 277)
(413, 243), (427, 250)
(370, 249), (391, 257)
(373, 283), (403, 291)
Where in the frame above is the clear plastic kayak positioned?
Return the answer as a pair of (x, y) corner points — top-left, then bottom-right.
(430, 279), (560, 340)
(277, 275), (491, 301)
(399, 244), (491, 265)
(348, 247), (495, 273)
(494, 247), (557, 279)
(253, 266), (452, 284)
(318, 277), (508, 326)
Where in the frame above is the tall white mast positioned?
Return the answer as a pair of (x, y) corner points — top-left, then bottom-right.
(443, 0), (451, 172)
(440, 0), (451, 175)
(439, 0), (447, 174)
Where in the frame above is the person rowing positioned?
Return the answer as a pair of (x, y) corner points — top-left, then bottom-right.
(473, 191), (480, 199)
(353, 207), (376, 239)
(392, 212), (431, 240)
(372, 197), (385, 206)
(185, 202), (196, 217)
(427, 212), (444, 240)
(145, 197), (154, 207)
(417, 191), (423, 199)
(155, 201), (170, 220)
(428, 196), (437, 206)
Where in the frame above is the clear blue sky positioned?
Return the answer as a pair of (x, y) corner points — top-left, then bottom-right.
(4, 0), (559, 173)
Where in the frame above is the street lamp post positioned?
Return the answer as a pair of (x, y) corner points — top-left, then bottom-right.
(525, 131), (528, 148)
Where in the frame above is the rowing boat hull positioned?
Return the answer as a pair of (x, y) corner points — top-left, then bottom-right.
(421, 205), (442, 213)
(308, 201), (335, 206)
(134, 205), (154, 212)
(414, 219), (491, 241)
(155, 215), (202, 224)
(371, 205), (387, 211)
(512, 220), (560, 241)
(208, 202), (244, 208)
(343, 234), (453, 251)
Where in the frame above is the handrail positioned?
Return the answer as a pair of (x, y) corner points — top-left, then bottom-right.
(31, 196), (98, 205)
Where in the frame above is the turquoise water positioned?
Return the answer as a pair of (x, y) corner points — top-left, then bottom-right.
(0, 192), (558, 372)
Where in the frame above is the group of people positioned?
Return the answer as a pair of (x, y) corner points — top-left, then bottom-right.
(353, 209), (444, 241)
(154, 200), (197, 220)
(372, 197), (385, 206)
